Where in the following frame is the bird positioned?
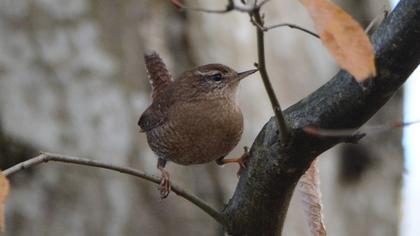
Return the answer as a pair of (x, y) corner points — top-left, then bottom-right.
(138, 52), (257, 198)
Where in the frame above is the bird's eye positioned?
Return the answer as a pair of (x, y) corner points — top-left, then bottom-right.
(210, 73), (223, 82)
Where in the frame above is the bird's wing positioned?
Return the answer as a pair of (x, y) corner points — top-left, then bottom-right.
(144, 52), (173, 100)
(138, 102), (166, 132)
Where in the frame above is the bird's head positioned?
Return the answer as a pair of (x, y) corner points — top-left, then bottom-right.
(176, 64), (258, 100)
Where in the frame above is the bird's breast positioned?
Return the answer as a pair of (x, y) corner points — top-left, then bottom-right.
(147, 98), (244, 165)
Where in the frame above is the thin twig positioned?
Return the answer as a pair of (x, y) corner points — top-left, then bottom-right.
(238, 0), (272, 12)
(250, 17), (319, 38)
(3, 152), (227, 226)
(251, 10), (290, 144)
(265, 23), (319, 38)
(303, 126), (360, 137)
(170, 0), (271, 14)
(365, 9), (389, 34)
(171, 0), (233, 14)
(303, 119), (420, 138)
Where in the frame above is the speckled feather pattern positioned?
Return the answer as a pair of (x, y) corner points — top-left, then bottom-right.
(148, 97), (243, 165)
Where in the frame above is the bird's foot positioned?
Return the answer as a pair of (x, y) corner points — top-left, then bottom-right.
(158, 168), (171, 199)
(216, 146), (250, 177)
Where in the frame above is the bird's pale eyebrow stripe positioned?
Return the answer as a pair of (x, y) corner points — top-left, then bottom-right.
(196, 70), (220, 76)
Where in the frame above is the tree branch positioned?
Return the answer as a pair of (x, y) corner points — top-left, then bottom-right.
(264, 23), (319, 38)
(170, 0), (271, 14)
(250, 19), (320, 38)
(251, 9), (291, 144)
(223, 0), (420, 234)
(3, 152), (227, 226)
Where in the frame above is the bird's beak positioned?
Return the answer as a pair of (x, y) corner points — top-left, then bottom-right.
(237, 68), (259, 80)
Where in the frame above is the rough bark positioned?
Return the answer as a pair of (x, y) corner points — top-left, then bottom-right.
(222, 0), (420, 234)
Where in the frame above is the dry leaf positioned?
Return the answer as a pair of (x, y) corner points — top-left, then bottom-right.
(298, 160), (326, 236)
(0, 172), (9, 232)
(299, 0), (376, 81)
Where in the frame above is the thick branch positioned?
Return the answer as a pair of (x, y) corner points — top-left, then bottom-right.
(3, 152), (226, 226)
(223, 0), (420, 235)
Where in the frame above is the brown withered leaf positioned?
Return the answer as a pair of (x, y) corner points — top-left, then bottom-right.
(0, 172), (9, 232)
(299, 0), (376, 81)
(298, 160), (326, 236)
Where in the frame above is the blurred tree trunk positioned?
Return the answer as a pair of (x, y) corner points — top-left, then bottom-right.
(0, 0), (401, 235)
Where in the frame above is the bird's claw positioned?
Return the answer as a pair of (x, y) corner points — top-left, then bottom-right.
(216, 146), (250, 177)
(236, 146), (250, 177)
(158, 169), (171, 199)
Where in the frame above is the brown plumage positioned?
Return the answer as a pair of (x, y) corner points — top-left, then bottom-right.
(139, 52), (257, 198)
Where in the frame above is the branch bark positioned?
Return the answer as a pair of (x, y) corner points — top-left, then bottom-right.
(222, 0), (420, 235)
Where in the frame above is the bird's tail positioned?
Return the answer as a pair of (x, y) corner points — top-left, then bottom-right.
(144, 52), (173, 99)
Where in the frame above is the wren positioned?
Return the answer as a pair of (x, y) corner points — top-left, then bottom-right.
(138, 52), (257, 198)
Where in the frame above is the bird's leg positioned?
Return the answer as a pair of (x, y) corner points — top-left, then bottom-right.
(157, 158), (171, 199)
(216, 146), (250, 176)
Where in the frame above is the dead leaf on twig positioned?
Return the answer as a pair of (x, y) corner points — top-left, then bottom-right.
(299, 0), (376, 81)
(298, 160), (326, 236)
